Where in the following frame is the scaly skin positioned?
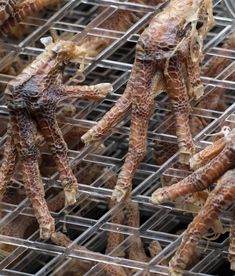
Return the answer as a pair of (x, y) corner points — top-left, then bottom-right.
(152, 129), (235, 275)
(154, 32), (235, 167)
(0, 1), (162, 39)
(0, 0), (63, 35)
(0, 39), (112, 239)
(125, 200), (149, 262)
(82, 0), (214, 202)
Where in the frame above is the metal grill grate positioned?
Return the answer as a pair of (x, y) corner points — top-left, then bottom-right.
(0, 0), (234, 275)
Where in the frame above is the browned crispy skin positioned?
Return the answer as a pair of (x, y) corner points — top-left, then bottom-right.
(82, 0), (214, 202)
(0, 40), (112, 239)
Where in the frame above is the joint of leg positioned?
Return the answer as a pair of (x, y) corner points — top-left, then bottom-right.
(49, 142), (68, 155)
(171, 101), (190, 113)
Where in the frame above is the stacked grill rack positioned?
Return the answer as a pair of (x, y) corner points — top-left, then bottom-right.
(0, 0), (234, 275)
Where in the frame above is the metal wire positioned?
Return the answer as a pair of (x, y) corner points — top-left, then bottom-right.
(0, 0), (234, 275)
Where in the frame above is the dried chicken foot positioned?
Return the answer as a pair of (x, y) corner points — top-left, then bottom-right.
(154, 33), (235, 167)
(190, 127), (235, 170)
(151, 134), (235, 273)
(10, 109), (55, 239)
(168, 169), (235, 275)
(2, 39), (112, 239)
(165, 55), (195, 164)
(82, 0), (214, 201)
(152, 142), (235, 204)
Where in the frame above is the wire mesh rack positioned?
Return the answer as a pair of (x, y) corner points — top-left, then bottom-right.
(0, 0), (234, 275)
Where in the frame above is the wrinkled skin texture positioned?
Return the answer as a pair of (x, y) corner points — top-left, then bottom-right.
(82, 0), (214, 202)
(154, 32), (235, 167)
(0, 0), (63, 35)
(152, 129), (235, 275)
(154, 32), (235, 216)
(0, 39), (112, 239)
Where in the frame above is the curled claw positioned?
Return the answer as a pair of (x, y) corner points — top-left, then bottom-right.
(189, 136), (226, 170)
(40, 36), (53, 48)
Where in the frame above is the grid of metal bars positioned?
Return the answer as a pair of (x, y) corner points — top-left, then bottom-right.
(0, 0), (234, 275)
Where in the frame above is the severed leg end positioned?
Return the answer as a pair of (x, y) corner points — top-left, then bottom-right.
(179, 150), (193, 165)
(111, 183), (131, 203)
(190, 83), (204, 100)
(93, 83), (113, 98)
(40, 221), (55, 240)
(81, 128), (99, 145)
(64, 188), (77, 206)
